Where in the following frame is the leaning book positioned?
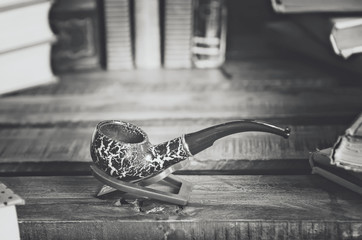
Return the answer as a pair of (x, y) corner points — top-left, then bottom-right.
(331, 113), (362, 172)
(309, 113), (362, 195)
(0, 182), (25, 240)
(309, 148), (362, 195)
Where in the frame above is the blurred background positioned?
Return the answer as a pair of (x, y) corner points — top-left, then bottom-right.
(2, 0), (362, 89)
(1, 0), (362, 175)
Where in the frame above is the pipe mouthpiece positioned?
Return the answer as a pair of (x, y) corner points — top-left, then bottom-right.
(283, 127), (291, 139)
(184, 120), (291, 155)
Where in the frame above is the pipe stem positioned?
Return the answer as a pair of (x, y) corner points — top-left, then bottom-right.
(184, 120), (290, 155)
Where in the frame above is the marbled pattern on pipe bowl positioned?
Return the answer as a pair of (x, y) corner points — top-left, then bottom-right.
(90, 120), (192, 182)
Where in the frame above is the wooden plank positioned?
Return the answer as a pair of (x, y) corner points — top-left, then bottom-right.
(18, 221), (362, 240)
(0, 87), (361, 125)
(11, 57), (350, 96)
(0, 175), (361, 239)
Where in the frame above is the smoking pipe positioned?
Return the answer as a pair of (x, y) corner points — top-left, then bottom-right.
(90, 120), (290, 182)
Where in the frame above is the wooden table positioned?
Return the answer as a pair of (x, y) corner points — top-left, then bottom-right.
(1, 34), (362, 239)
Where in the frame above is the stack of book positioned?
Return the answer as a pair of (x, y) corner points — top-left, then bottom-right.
(102, 0), (226, 69)
(310, 113), (362, 195)
(267, 0), (362, 76)
(0, 0), (57, 95)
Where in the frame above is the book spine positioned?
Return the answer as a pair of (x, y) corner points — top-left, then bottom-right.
(164, 0), (193, 69)
(134, 0), (161, 69)
(51, 0), (102, 72)
(104, 0), (133, 70)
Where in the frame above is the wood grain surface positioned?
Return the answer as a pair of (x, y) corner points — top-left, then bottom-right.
(1, 89), (361, 124)
(1, 175), (361, 239)
(1, 57), (361, 174)
(2, 59), (361, 126)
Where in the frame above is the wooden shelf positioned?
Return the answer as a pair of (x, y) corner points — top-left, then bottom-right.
(0, 62), (361, 174)
(1, 175), (361, 239)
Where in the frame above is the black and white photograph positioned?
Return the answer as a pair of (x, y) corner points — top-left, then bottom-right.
(0, 0), (362, 239)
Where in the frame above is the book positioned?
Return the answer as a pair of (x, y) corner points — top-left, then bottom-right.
(0, 0), (54, 54)
(0, 41), (57, 95)
(265, 21), (362, 76)
(310, 114), (362, 195)
(50, 0), (103, 72)
(192, 0), (227, 68)
(134, 0), (161, 69)
(331, 113), (362, 172)
(163, 0), (193, 69)
(332, 136), (362, 171)
(294, 15), (362, 59)
(0, 182), (25, 240)
(0, 0), (56, 95)
(104, 0), (133, 70)
(310, 148), (362, 195)
(271, 0), (362, 13)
